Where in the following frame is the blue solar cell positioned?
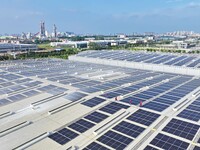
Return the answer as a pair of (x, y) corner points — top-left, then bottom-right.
(121, 96), (142, 105)
(187, 58), (200, 67)
(22, 90), (40, 97)
(150, 133), (189, 150)
(63, 92), (87, 101)
(148, 88), (165, 93)
(83, 142), (110, 150)
(97, 130), (133, 150)
(174, 57), (196, 66)
(99, 102), (129, 114)
(162, 119), (200, 140)
(133, 93), (154, 100)
(165, 56), (187, 65)
(122, 86), (137, 92)
(84, 111), (108, 123)
(101, 92), (120, 99)
(192, 101), (200, 106)
(68, 119), (95, 133)
(159, 95), (180, 101)
(0, 98), (10, 106)
(187, 105), (200, 112)
(112, 121), (145, 138)
(178, 109), (200, 122)
(143, 101), (169, 112)
(193, 146), (200, 150)
(49, 132), (70, 145)
(80, 87), (100, 93)
(81, 97), (106, 107)
(152, 98), (175, 105)
(49, 128), (78, 145)
(112, 89), (130, 95)
(57, 128), (78, 139)
(141, 91), (159, 97)
(144, 145), (159, 150)
(127, 109), (160, 126)
(165, 92), (186, 98)
(154, 55), (176, 64)
(8, 94), (26, 102)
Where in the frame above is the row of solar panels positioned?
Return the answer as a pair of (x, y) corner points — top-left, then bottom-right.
(77, 50), (200, 68)
(1, 58), (200, 149)
(60, 71), (199, 116)
(49, 100), (200, 150)
(0, 77), (68, 106)
(3, 59), (125, 78)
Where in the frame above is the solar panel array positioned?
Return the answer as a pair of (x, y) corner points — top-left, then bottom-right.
(0, 52), (200, 150)
(77, 50), (200, 68)
(149, 133), (190, 150)
(178, 96), (200, 122)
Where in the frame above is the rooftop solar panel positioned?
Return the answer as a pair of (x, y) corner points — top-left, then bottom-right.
(49, 128), (78, 145)
(127, 109), (160, 126)
(187, 58), (200, 67)
(68, 119), (95, 133)
(112, 121), (145, 138)
(178, 109), (200, 122)
(8, 94), (26, 102)
(192, 101), (200, 106)
(144, 145), (159, 150)
(100, 92), (120, 99)
(84, 111), (108, 123)
(150, 133), (189, 150)
(133, 93), (154, 100)
(162, 118), (200, 140)
(97, 130), (133, 150)
(152, 97), (175, 105)
(83, 142), (111, 150)
(193, 146), (200, 150)
(49, 132), (70, 145)
(99, 102), (129, 114)
(143, 101), (169, 112)
(0, 98), (10, 106)
(0, 82), (14, 87)
(187, 105), (200, 112)
(22, 90), (40, 97)
(80, 87), (100, 93)
(121, 96), (143, 105)
(37, 85), (57, 92)
(63, 92), (87, 101)
(81, 97), (106, 107)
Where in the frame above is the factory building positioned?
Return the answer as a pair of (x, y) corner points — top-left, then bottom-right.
(0, 43), (38, 53)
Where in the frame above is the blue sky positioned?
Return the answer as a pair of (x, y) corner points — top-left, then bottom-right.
(1, 0), (200, 34)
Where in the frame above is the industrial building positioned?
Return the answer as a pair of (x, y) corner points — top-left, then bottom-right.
(0, 50), (200, 150)
(50, 41), (89, 49)
(50, 40), (127, 49)
(0, 43), (38, 53)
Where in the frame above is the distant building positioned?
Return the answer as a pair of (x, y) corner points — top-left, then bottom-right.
(117, 34), (126, 39)
(50, 41), (88, 48)
(0, 43), (38, 53)
(27, 32), (32, 39)
(172, 41), (196, 49)
(52, 24), (57, 38)
(91, 40), (128, 47)
(40, 21), (46, 39)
